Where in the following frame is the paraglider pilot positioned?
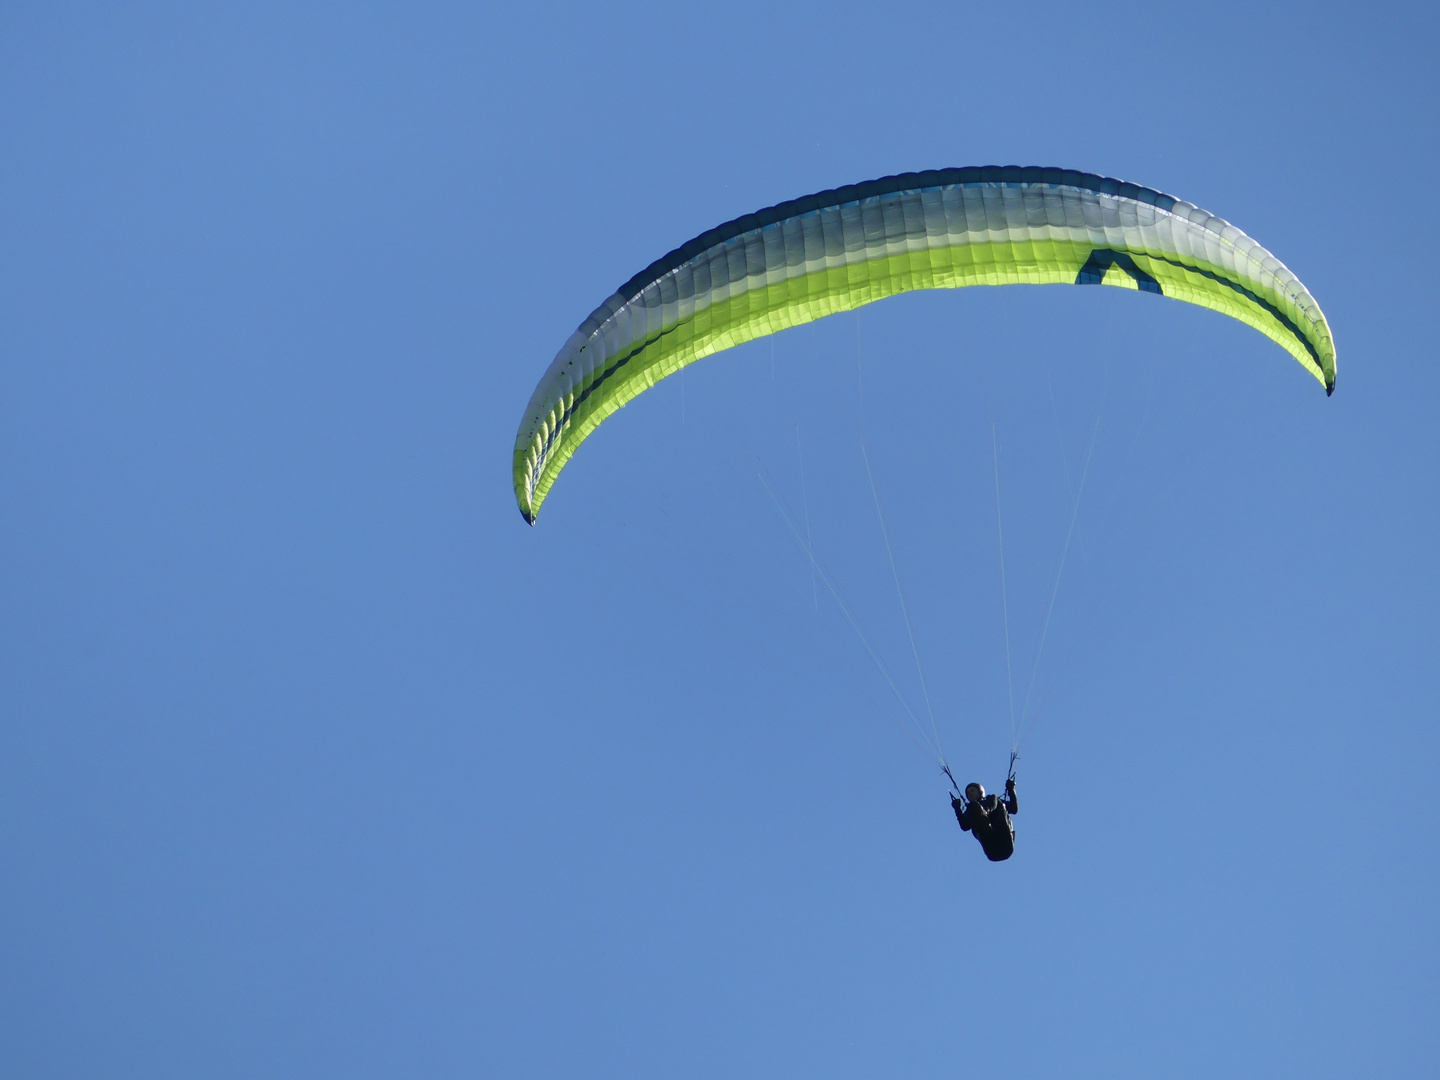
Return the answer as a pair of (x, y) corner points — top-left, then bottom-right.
(952, 777), (1018, 862)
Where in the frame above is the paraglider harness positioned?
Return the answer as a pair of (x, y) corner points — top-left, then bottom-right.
(946, 753), (1019, 862)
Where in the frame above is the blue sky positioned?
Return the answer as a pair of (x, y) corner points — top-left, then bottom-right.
(1, 2), (1436, 1077)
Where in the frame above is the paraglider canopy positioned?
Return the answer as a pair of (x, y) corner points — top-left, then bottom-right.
(514, 166), (1335, 523)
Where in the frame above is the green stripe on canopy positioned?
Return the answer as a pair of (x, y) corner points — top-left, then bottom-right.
(514, 167), (1335, 523)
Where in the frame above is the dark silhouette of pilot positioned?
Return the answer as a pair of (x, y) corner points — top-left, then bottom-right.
(952, 778), (1018, 861)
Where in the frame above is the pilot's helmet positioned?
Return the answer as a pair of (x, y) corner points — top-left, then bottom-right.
(965, 782), (984, 802)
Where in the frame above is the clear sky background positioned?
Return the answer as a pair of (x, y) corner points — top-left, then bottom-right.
(1, 2), (1436, 1077)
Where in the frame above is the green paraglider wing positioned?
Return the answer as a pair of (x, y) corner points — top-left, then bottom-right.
(514, 166), (1334, 523)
